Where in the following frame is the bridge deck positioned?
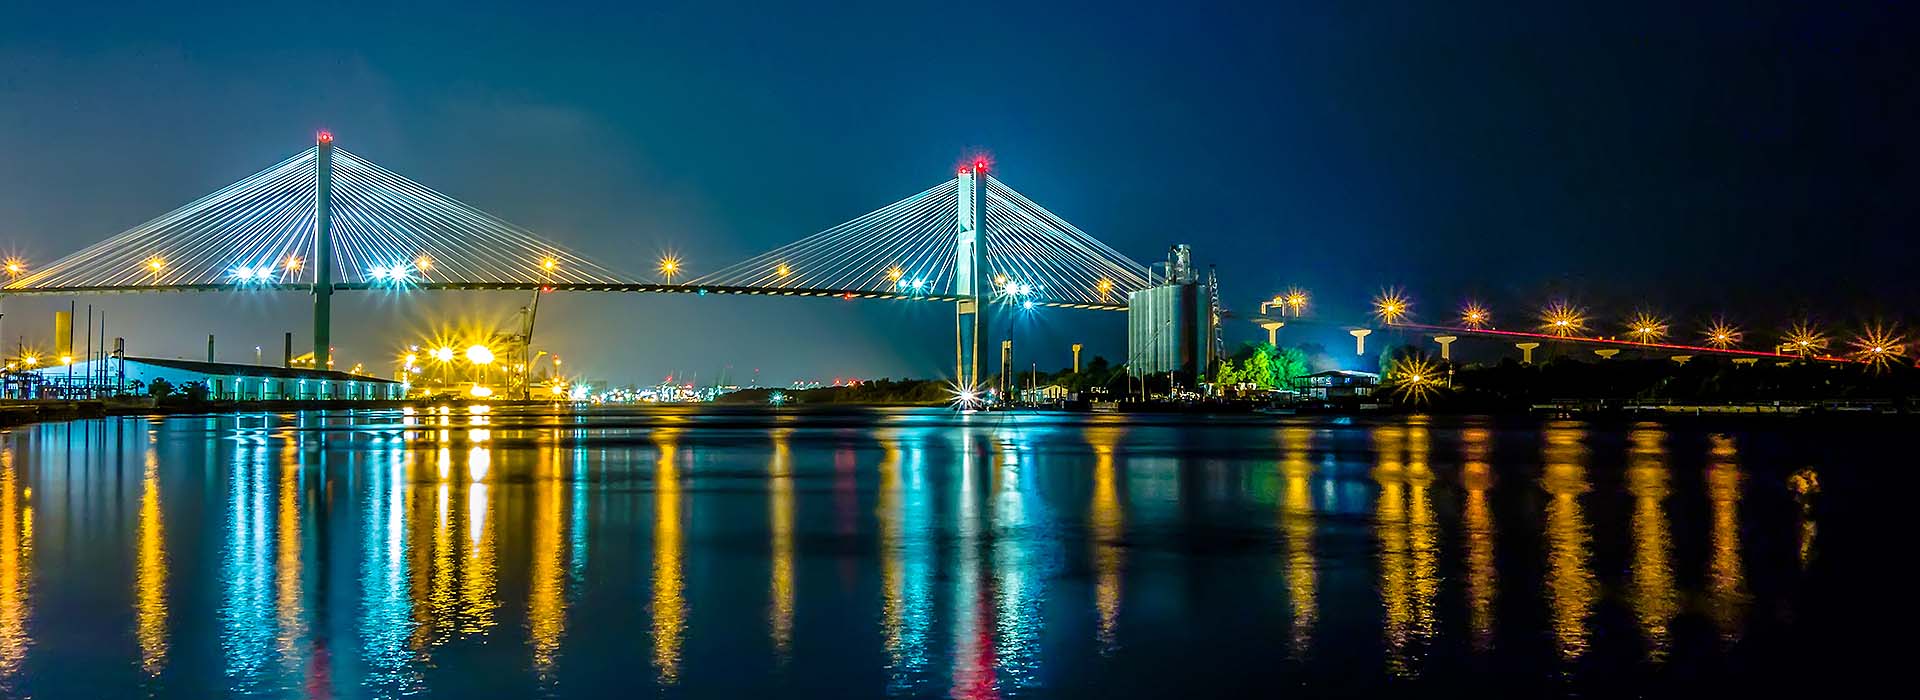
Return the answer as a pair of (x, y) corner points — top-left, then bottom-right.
(0, 282), (1128, 312)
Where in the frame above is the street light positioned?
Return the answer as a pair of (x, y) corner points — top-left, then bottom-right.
(466, 345), (495, 365)
(658, 255), (681, 284)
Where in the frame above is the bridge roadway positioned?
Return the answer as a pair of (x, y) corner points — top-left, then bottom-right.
(0, 282), (1130, 312)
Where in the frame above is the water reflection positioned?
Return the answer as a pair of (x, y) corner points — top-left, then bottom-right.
(1279, 426), (1316, 658)
(1626, 424), (1677, 661)
(1373, 419), (1438, 677)
(359, 446), (414, 691)
(1705, 435), (1749, 643)
(462, 444), (498, 636)
(275, 443), (305, 672)
(1460, 425), (1496, 652)
(950, 429), (995, 700)
(652, 428), (686, 684)
(1541, 421), (1596, 664)
(529, 441), (570, 678)
(991, 426), (1050, 692)
(878, 429), (934, 694)
(769, 428), (795, 659)
(136, 446), (169, 676)
(1088, 425), (1125, 654)
(0, 409), (1842, 697)
(0, 448), (30, 681)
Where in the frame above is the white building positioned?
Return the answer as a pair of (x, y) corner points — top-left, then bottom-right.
(35, 356), (405, 400)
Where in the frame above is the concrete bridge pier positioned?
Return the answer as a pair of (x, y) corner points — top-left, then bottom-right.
(1350, 329), (1372, 356)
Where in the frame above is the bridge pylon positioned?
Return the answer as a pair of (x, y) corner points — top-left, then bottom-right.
(313, 131), (335, 371)
(954, 162), (989, 391)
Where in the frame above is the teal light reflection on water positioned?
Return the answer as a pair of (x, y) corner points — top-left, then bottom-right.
(0, 407), (1855, 698)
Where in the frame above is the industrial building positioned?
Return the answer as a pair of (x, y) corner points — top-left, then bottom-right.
(1126, 244), (1220, 387)
(28, 356), (404, 400)
(1299, 370), (1380, 401)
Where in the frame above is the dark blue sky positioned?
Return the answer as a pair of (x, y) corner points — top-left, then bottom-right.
(3, 1), (1914, 383)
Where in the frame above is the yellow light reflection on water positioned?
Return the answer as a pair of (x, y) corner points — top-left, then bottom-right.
(1279, 426), (1316, 658)
(1626, 424), (1677, 662)
(1406, 420), (1437, 665)
(137, 449), (169, 675)
(1460, 426), (1497, 652)
(769, 429), (795, 659)
(0, 449), (31, 679)
(1541, 421), (1596, 664)
(1372, 424), (1412, 676)
(1373, 420), (1438, 677)
(877, 433), (905, 665)
(1088, 425), (1125, 653)
(275, 446), (305, 665)
(529, 442), (569, 677)
(461, 446), (497, 635)
(1705, 435), (1749, 642)
(652, 429), (685, 684)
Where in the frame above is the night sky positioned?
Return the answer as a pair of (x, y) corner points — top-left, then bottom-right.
(3, 1), (1915, 383)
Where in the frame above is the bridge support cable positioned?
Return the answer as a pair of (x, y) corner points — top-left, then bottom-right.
(5, 140), (642, 294)
(692, 180), (961, 294)
(693, 174), (1152, 308)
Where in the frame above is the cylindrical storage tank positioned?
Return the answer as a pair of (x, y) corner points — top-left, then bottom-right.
(53, 311), (73, 358)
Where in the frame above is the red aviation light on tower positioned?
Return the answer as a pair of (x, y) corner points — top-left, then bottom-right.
(955, 152), (993, 176)
(316, 130), (334, 144)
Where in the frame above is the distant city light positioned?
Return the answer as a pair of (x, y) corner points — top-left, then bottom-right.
(1022, 300), (1035, 310)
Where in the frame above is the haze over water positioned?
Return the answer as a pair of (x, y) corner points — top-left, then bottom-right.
(0, 407), (1859, 698)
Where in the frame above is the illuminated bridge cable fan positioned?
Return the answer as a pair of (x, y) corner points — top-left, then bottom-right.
(692, 175), (1150, 307)
(693, 180), (962, 295)
(980, 175), (1150, 306)
(5, 147), (640, 291)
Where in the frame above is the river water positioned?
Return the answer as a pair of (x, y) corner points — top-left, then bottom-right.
(0, 407), (1865, 698)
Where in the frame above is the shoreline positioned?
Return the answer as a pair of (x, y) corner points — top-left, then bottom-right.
(4, 397), (1914, 432)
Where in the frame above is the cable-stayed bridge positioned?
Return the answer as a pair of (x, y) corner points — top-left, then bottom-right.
(2, 135), (1151, 387)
